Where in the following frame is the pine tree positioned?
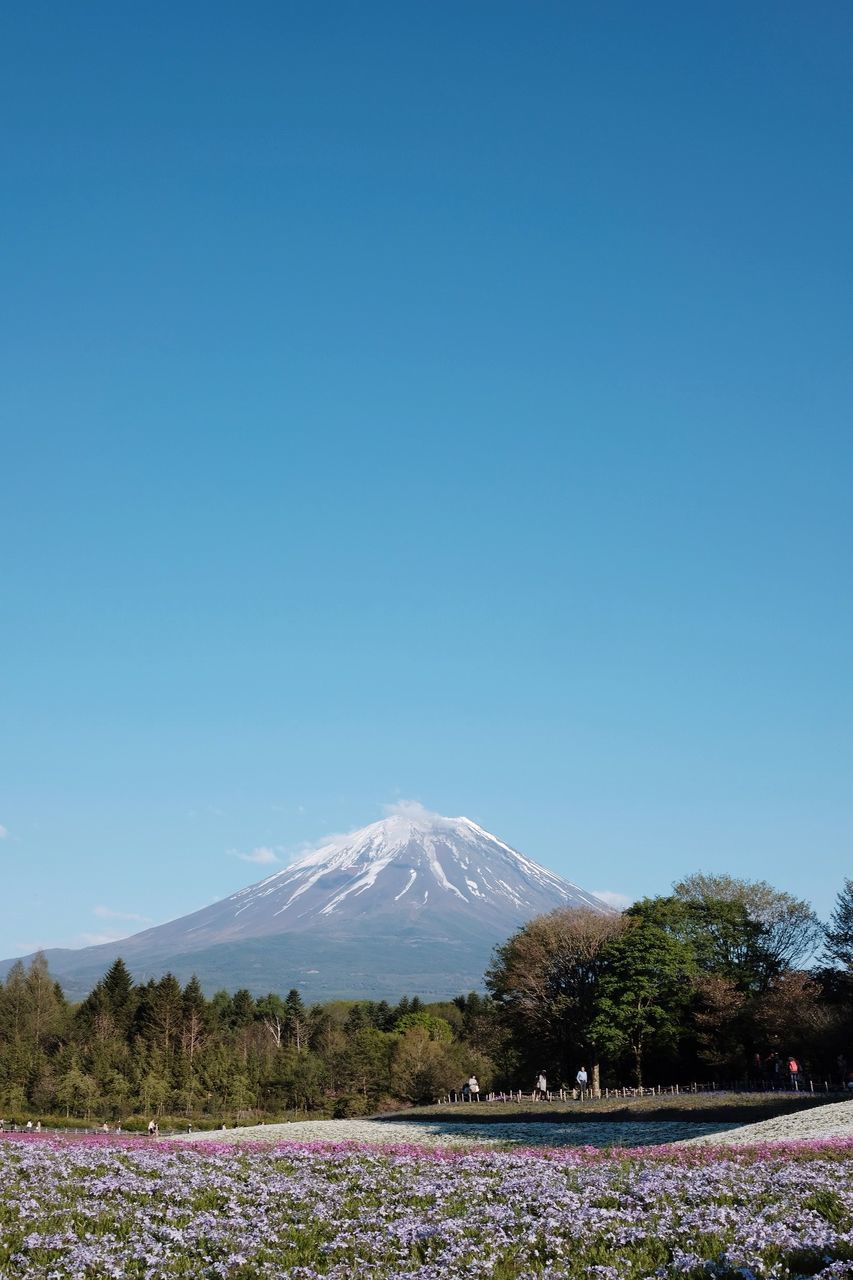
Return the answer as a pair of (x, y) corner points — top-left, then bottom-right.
(284, 989), (308, 1052)
(344, 1003), (367, 1034)
(181, 976), (208, 1065)
(101, 958), (136, 1031)
(825, 879), (853, 970)
(0, 962), (27, 1043)
(137, 973), (184, 1059)
(228, 989), (255, 1029)
(24, 953), (65, 1057)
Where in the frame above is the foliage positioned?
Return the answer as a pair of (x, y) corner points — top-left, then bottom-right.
(0, 871), (848, 1123)
(390, 1027), (479, 1103)
(590, 919), (694, 1085)
(0, 954), (497, 1122)
(673, 873), (822, 980)
(825, 878), (853, 970)
(1, 1134), (853, 1278)
(485, 907), (626, 1090)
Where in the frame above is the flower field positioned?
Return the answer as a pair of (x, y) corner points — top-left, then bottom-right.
(1, 1133), (852, 1279)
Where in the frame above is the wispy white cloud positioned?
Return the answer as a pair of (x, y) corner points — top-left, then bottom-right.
(383, 798), (437, 821)
(280, 799), (440, 867)
(92, 905), (153, 924)
(233, 846), (281, 865)
(592, 888), (633, 911)
(76, 930), (133, 947)
(0, 825), (9, 839)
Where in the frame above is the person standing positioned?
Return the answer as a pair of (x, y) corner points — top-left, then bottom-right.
(468, 1074), (480, 1102)
(787, 1055), (801, 1090)
(576, 1065), (589, 1096)
(535, 1071), (547, 1100)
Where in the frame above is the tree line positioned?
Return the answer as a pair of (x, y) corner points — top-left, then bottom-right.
(0, 874), (850, 1124)
(488, 874), (852, 1093)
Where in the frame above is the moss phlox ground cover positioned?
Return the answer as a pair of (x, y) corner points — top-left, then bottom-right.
(1, 1133), (852, 1279)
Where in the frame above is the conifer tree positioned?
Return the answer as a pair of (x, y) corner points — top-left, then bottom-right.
(101, 958), (136, 1031)
(825, 879), (853, 970)
(284, 989), (308, 1051)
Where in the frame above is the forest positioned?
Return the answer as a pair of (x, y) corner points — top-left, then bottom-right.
(0, 875), (850, 1127)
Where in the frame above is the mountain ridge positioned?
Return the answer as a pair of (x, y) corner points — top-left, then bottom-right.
(1, 808), (613, 1000)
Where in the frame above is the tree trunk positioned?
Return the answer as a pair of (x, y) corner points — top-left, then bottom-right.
(591, 1061), (601, 1097)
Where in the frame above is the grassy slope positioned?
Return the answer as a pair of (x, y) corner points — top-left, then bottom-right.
(389, 1091), (845, 1126)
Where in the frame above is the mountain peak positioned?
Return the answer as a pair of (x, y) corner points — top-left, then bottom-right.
(287, 807), (472, 872)
(239, 807), (610, 925)
(1, 808), (614, 1001)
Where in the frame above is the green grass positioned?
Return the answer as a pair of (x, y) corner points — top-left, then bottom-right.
(389, 1090), (842, 1126)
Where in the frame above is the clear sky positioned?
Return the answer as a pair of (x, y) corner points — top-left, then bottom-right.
(1, 2), (851, 960)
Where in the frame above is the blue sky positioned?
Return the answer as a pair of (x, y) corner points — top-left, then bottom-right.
(1, 2), (851, 960)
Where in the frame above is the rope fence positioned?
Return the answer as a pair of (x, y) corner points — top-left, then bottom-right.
(441, 1078), (849, 1105)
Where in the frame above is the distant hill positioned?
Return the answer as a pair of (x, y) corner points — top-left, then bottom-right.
(1, 809), (612, 1000)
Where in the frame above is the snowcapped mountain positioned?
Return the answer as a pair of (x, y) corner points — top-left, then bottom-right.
(1, 808), (612, 1000)
(218, 807), (607, 938)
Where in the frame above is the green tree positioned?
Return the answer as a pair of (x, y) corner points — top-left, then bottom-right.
(344, 1004), (368, 1034)
(228, 989), (256, 1029)
(674, 874), (821, 983)
(753, 970), (828, 1061)
(256, 993), (287, 1048)
(590, 920), (693, 1086)
(101, 958), (137, 1032)
(56, 1063), (100, 1119)
(633, 895), (770, 991)
(181, 976), (208, 1064)
(391, 1027), (460, 1103)
(395, 1012), (454, 1042)
(274, 1050), (327, 1112)
(137, 973), (184, 1060)
(138, 1069), (170, 1117)
(24, 953), (66, 1052)
(0, 962), (28, 1045)
(486, 907), (626, 1093)
(284, 989), (308, 1051)
(825, 879), (853, 971)
(337, 1027), (393, 1099)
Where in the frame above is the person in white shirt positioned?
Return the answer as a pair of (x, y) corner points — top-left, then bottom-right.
(576, 1066), (589, 1094)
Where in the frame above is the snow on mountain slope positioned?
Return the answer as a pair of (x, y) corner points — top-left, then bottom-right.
(194, 807), (611, 942)
(0, 807), (614, 999)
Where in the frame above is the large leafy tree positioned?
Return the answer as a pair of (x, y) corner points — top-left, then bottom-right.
(674, 873), (821, 984)
(632, 886), (820, 1072)
(629, 895), (770, 992)
(389, 1026), (466, 1104)
(590, 920), (694, 1086)
(486, 906), (626, 1092)
(753, 970), (827, 1058)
